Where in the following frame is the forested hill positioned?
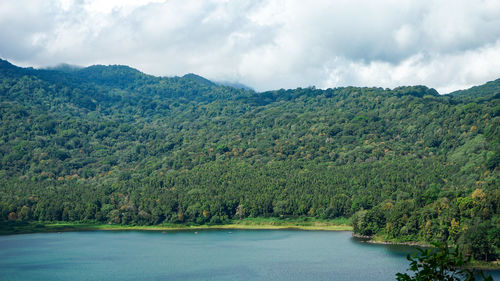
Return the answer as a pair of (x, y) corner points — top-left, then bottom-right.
(0, 59), (499, 261)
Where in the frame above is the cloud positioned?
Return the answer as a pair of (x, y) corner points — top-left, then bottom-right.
(322, 40), (500, 93)
(0, 0), (499, 93)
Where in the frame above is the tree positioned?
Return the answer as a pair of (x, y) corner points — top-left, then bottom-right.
(235, 204), (245, 219)
(396, 242), (493, 281)
(462, 223), (496, 262)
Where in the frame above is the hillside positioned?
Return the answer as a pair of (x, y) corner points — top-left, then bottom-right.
(0, 59), (498, 261)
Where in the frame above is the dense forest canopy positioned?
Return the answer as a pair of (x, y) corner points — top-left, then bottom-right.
(0, 59), (498, 261)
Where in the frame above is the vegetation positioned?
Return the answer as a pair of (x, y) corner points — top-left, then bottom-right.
(396, 242), (494, 280)
(0, 218), (351, 235)
(0, 59), (498, 262)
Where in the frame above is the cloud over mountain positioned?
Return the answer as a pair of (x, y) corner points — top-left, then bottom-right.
(1, 0), (499, 92)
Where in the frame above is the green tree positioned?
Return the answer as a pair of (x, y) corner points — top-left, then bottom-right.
(396, 242), (493, 281)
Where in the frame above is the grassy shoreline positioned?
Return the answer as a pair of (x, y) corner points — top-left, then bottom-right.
(0, 217), (352, 235)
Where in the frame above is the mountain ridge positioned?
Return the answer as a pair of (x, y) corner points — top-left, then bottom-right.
(4, 58), (500, 97)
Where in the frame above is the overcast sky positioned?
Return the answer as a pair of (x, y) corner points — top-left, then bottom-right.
(1, 0), (500, 93)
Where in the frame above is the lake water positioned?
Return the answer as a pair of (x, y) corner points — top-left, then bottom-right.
(0, 230), (498, 281)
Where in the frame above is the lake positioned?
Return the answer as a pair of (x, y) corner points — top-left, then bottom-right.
(0, 230), (498, 281)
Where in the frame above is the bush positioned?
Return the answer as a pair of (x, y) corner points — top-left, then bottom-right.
(396, 242), (493, 281)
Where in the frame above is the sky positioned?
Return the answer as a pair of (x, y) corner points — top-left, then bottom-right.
(1, 0), (500, 93)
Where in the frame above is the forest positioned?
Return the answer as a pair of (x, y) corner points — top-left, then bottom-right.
(0, 59), (498, 262)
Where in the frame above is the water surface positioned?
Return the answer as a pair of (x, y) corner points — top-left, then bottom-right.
(0, 230), (497, 280)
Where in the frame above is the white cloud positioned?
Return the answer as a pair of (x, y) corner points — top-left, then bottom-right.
(1, 0), (499, 93)
(322, 40), (500, 93)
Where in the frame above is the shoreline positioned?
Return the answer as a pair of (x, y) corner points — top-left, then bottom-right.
(96, 224), (353, 232)
(352, 233), (432, 247)
(0, 220), (353, 235)
(352, 234), (500, 271)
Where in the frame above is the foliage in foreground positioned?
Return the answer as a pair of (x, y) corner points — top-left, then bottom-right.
(396, 242), (493, 281)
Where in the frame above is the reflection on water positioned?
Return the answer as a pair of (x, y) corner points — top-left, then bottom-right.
(351, 236), (420, 257)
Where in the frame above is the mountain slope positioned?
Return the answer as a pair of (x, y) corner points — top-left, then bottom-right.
(450, 78), (500, 100)
(0, 60), (498, 261)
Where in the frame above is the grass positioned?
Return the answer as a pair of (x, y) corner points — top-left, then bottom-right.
(0, 217), (352, 235)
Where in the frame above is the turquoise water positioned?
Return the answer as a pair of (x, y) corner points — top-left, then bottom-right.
(0, 230), (497, 281)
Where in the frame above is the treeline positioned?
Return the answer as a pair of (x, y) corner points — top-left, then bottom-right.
(0, 59), (498, 261)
